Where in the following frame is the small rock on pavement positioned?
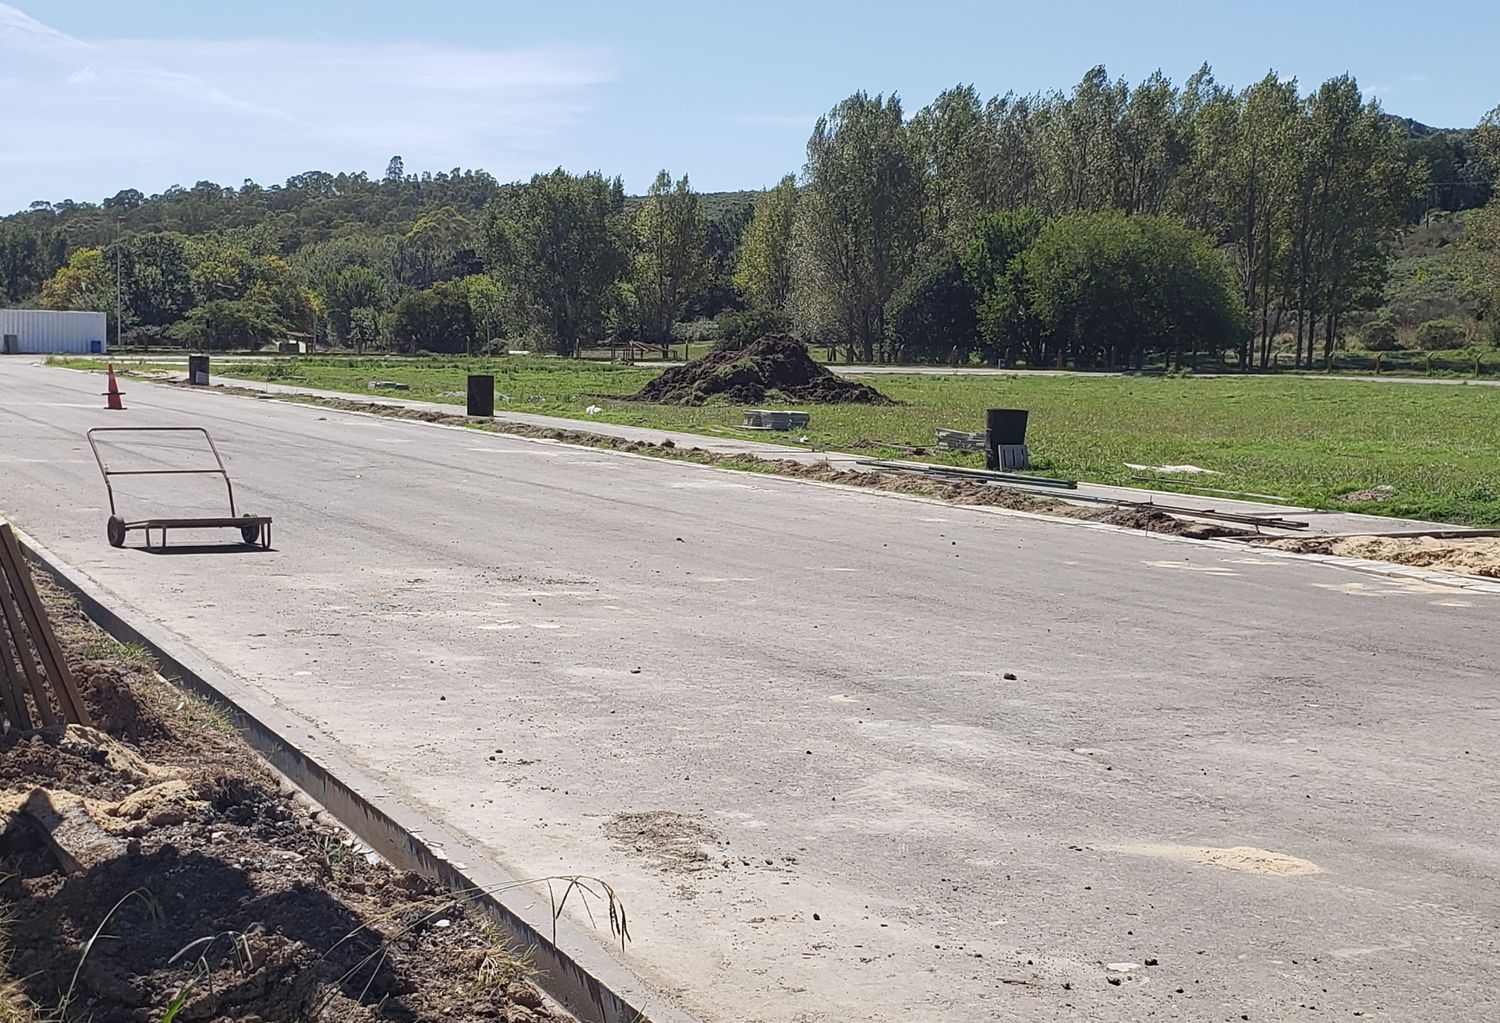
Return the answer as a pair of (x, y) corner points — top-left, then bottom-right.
(1003, 672), (1017, 680)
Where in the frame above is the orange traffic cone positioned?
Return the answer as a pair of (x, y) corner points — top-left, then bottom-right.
(103, 364), (125, 410)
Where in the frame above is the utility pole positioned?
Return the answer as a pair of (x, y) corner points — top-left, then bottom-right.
(114, 217), (123, 352)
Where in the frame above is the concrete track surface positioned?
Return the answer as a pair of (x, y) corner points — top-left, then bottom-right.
(3, 359), (1498, 1023)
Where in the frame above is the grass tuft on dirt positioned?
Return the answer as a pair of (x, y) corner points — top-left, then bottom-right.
(0, 576), (563, 1023)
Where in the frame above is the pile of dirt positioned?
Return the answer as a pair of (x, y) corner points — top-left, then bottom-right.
(1259, 534), (1500, 579)
(629, 335), (892, 406)
(1064, 505), (1254, 540)
(1, 579), (562, 1023)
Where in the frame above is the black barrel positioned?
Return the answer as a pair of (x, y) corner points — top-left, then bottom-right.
(187, 354), (210, 386)
(467, 374), (495, 417)
(984, 408), (1028, 469)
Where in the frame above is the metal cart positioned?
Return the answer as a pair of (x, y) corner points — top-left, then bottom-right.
(86, 427), (273, 550)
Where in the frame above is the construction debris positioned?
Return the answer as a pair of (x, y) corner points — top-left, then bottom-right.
(631, 335), (892, 406)
(934, 428), (986, 452)
(0, 522), (91, 732)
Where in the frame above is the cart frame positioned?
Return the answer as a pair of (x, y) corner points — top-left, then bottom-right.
(86, 427), (272, 550)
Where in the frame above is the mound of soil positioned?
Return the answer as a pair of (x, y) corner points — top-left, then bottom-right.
(631, 335), (892, 406)
(1, 579), (561, 1023)
(1065, 504), (1254, 540)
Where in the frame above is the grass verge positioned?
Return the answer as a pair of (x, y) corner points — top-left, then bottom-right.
(59, 355), (1500, 525)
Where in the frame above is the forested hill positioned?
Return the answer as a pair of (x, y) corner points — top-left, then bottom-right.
(4, 167), (509, 251)
(0, 169), (760, 251)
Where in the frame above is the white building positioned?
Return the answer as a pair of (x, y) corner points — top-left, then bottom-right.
(0, 309), (108, 355)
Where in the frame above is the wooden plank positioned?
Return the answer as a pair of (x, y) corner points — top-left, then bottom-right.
(0, 525), (89, 726)
(0, 613), (33, 731)
(0, 550), (56, 729)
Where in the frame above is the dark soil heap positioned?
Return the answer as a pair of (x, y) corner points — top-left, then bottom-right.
(631, 335), (892, 406)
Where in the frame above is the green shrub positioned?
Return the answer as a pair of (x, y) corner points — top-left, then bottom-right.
(712, 306), (791, 350)
(671, 318), (719, 344)
(1414, 318), (1467, 350)
(1358, 317), (1401, 351)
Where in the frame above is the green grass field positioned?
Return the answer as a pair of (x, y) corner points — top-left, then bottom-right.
(62, 355), (1500, 525)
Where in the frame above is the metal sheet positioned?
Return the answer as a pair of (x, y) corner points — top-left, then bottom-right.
(0, 309), (108, 354)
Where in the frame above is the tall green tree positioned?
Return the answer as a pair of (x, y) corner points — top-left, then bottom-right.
(733, 174), (798, 310)
(164, 299), (285, 351)
(911, 85), (1005, 241)
(963, 208), (1044, 363)
(792, 92), (924, 361)
(319, 266), (385, 351)
(481, 169), (628, 356)
(397, 206), (480, 288)
(1283, 77), (1416, 367)
(1205, 72), (1301, 367)
(1474, 106), (1500, 184)
(113, 232), (193, 327)
(457, 273), (507, 348)
(1115, 70), (1183, 214)
(38, 248), (120, 331)
(630, 170), (710, 345)
(1034, 66), (1130, 213)
(884, 249), (978, 362)
(0, 223), (65, 304)
(389, 281), (476, 354)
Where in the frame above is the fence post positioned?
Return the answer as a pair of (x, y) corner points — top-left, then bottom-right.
(1476, 356), (1482, 379)
(1426, 354), (1433, 376)
(1374, 353), (1382, 375)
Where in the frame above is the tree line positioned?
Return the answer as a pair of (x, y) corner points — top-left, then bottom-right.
(2, 66), (1497, 364)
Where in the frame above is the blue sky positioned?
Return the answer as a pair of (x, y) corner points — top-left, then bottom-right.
(2, 0), (1496, 215)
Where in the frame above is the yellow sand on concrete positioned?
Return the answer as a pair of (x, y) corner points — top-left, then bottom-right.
(1104, 842), (1323, 876)
(1262, 535), (1500, 580)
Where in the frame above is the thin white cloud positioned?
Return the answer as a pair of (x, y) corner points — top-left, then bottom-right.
(0, 2), (615, 208)
(0, 1), (92, 55)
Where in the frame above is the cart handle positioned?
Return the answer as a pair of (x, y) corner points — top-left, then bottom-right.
(86, 427), (238, 519)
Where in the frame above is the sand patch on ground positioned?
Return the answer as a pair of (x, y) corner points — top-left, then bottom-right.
(1104, 842), (1322, 876)
(1260, 535), (1500, 580)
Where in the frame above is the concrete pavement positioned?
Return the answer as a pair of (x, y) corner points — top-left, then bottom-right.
(4, 358), (1499, 1022)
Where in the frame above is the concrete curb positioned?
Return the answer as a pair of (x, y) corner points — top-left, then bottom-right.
(14, 525), (700, 1023)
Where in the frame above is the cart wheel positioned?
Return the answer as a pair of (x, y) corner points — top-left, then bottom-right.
(107, 516), (126, 548)
(241, 521), (261, 545)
